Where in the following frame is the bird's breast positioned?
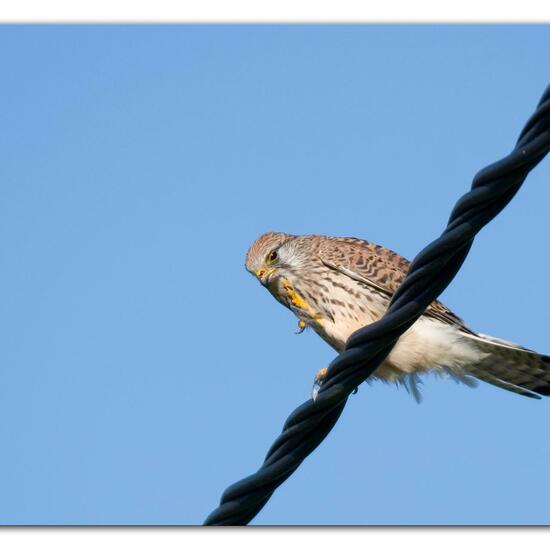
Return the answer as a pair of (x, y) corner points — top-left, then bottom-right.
(278, 270), (389, 351)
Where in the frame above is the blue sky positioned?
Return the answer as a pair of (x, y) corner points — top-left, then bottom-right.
(1, 25), (550, 525)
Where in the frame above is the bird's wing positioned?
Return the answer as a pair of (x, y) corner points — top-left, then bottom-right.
(317, 236), (474, 333)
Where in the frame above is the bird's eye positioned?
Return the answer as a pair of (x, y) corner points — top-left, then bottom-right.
(267, 250), (278, 263)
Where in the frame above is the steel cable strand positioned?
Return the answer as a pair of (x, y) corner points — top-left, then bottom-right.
(204, 85), (550, 526)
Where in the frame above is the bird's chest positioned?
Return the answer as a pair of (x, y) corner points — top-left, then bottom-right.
(280, 271), (388, 351)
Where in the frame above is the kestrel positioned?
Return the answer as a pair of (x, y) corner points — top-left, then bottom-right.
(245, 232), (550, 401)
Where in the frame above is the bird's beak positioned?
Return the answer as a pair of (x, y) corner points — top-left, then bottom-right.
(255, 267), (276, 287)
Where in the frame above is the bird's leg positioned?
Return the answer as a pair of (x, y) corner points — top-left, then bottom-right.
(295, 319), (307, 334)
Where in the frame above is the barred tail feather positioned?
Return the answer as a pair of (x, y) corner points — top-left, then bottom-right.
(463, 333), (550, 398)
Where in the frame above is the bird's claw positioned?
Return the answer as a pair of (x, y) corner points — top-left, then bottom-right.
(312, 381), (322, 401)
(295, 320), (307, 334)
(311, 369), (359, 401)
(311, 367), (328, 401)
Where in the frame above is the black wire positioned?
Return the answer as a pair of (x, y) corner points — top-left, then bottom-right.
(204, 85), (550, 526)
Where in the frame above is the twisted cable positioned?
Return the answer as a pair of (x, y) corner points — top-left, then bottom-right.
(204, 85), (550, 525)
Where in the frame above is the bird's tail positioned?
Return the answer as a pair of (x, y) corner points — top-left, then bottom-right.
(462, 333), (550, 399)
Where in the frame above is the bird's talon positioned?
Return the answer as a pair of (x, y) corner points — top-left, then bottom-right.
(311, 367), (329, 400)
(312, 382), (322, 401)
(295, 320), (307, 334)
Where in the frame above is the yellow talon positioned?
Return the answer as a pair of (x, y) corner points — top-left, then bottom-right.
(296, 320), (307, 334)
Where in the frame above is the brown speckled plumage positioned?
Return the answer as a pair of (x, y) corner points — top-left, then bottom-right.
(245, 232), (550, 400)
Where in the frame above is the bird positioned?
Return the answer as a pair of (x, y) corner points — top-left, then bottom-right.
(245, 231), (550, 401)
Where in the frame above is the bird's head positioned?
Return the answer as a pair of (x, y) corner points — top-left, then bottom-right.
(245, 232), (302, 292)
